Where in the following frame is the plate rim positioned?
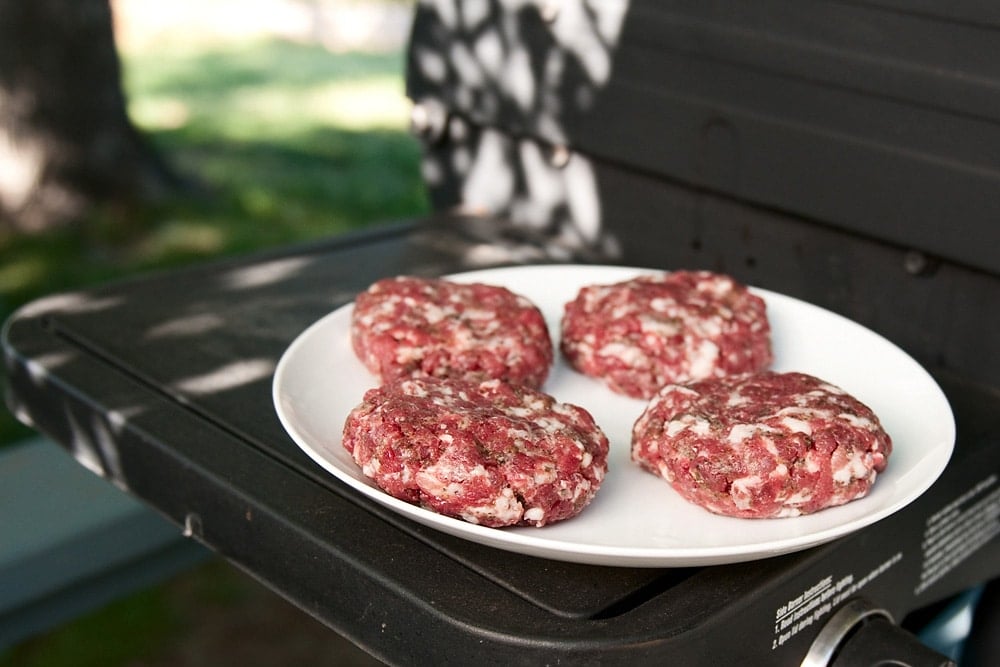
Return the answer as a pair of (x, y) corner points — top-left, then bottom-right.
(272, 263), (955, 567)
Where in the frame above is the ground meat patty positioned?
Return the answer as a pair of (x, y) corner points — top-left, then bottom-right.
(351, 276), (552, 388)
(631, 371), (892, 518)
(342, 376), (609, 527)
(560, 270), (773, 399)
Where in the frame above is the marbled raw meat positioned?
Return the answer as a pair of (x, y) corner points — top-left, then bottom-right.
(631, 371), (891, 518)
(342, 376), (609, 527)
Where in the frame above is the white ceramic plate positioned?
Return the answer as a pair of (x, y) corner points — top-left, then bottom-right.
(273, 265), (954, 567)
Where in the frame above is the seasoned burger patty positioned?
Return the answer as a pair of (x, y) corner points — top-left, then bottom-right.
(631, 371), (892, 518)
(351, 276), (552, 388)
(342, 377), (609, 527)
(560, 270), (772, 399)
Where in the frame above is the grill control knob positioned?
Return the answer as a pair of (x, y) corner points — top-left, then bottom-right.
(802, 597), (955, 667)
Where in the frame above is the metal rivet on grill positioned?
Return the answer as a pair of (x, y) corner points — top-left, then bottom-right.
(183, 512), (203, 539)
(903, 250), (938, 276)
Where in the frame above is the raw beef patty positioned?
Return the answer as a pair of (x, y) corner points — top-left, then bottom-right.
(631, 371), (892, 518)
(560, 270), (772, 399)
(351, 276), (552, 388)
(342, 376), (609, 527)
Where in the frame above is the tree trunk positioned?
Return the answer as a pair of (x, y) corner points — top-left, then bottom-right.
(0, 0), (180, 231)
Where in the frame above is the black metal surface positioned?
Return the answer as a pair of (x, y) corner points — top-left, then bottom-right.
(5, 1), (1000, 663)
(406, 0), (1000, 275)
(3, 216), (999, 664)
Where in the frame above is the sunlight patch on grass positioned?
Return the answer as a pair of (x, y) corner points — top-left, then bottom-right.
(125, 43), (412, 141)
(0, 258), (49, 295)
(113, 0), (411, 57)
(129, 97), (191, 130)
(143, 76), (411, 140)
(135, 222), (228, 263)
(307, 79), (411, 130)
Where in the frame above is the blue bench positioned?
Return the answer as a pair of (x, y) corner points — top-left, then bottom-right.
(0, 438), (208, 649)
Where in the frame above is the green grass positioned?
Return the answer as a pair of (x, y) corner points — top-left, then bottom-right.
(0, 585), (181, 667)
(1, 36), (428, 446)
(125, 39), (427, 248)
(0, 558), (292, 667)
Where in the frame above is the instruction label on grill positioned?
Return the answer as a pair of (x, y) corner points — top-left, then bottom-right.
(771, 552), (902, 650)
(916, 474), (1000, 596)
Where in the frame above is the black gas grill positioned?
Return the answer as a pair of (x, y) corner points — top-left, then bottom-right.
(4, 2), (999, 665)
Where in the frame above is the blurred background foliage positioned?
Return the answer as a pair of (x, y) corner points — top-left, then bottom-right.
(2, 2), (419, 664)
(1, 0), (427, 447)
